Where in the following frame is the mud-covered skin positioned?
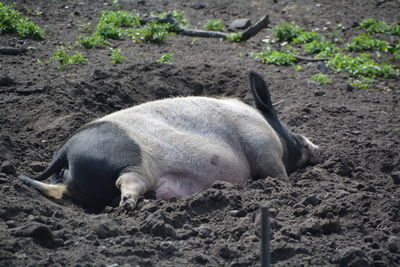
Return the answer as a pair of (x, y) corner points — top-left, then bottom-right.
(19, 73), (318, 210)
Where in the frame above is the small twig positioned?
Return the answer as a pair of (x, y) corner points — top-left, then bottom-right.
(294, 55), (329, 62)
(0, 47), (28, 55)
(272, 99), (285, 107)
(261, 205), (271, 267)
(139, 14), (269, 41)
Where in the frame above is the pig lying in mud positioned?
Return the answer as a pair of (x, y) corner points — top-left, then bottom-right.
(19, 71), (318, 210)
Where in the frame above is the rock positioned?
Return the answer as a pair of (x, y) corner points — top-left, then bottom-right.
(314, 90), (326, 96)
(1, 161), (16, 175)
(338, 247), (372, 267)
(301, 194), (321, 206)
(13, 222), (54, 242)
(387, 236), (399, 253)
(391, 171), (400, 185)
(29, 161), (47, 173)
(317, 62), (329, 73)
(299, 218), (322, 236)
(212, 180), (233, 189)
(198, 225), (213, 238)
(218, 245), (237, 259)
(191, 3), (206, 9)
(191, 254), (210, 264)
(229, 18), (251, 30)
(293, 207), (308, 217)
(93, 69), (110, 80)
(321, 220), (341, 235)
(16, 86), (48, 95)
(92, 220), (123, 239)
(335, 163), (353, 177)
(149, 222), (177, 239)
(0, 76), (16, 87)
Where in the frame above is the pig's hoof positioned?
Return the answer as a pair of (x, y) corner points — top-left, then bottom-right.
(119, 196), (137, 212)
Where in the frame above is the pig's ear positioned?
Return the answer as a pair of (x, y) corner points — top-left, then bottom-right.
(248, 71), (278, 121)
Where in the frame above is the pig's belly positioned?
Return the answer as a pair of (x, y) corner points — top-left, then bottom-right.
(153, 150), (250, 200)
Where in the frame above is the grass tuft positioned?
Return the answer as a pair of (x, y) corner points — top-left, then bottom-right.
(50, 46), (87, 69)
(273, 22), (303, 42)
(0, 2), (44, 39)
(346, 34), (389, 52)
(204, 19), (224, 31)
(156, 53), (174, 63)
(310, 73), (332, 84)
(252, 47), (297, 65)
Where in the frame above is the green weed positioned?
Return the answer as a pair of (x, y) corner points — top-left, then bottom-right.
(303, 40), (338, 57)
(327, 53), (399, 79)
(293, 31), (322, 44)
(130, 21), (171, 43)
(78, 34), (109, 49)
(111, 49), (123, 63)
(273, 22), (303, 42)
(358, 18), (400, 35)
(346, 34), (390, 52)
(50, 46), (87, 69)
(226, 32), (242, 42)
(350, 78), (376, 89)
(0, 2), (44, 39)
(156, 53), (174, 63)
(310, 73), (332, 84)
(204, 19), (224, 31)
(252, 47), (297, 65)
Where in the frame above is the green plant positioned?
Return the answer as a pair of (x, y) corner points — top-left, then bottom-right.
(327, 53), (399, 79)
(50, 46), (87, 69)
(204, 19), (224, 31)
(346, 34), (390, 52)
(156, 10), (189, 27)
(226, 32), (242, 42)
(310, 73), (332, 84)
(111, 49), (123, 63)
(130, 21), (171, 43)
(303, 40), (338, 57)
(358, 18), (400, 35)
(99, 10), (140, 27)
(252, 47), (297, 65)
(349, 78), (375, 89)
(294, 65), (302, 71)
(0, 2), (44, 39)
(78, 34), (109, 49)
(156, 53), (174, 63)
(273, 22), (303, 42)
(393, 41), (400, 59)
(293, 31), (322, 44)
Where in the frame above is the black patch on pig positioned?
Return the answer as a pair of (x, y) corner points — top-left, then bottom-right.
(59, 121), (142, 208)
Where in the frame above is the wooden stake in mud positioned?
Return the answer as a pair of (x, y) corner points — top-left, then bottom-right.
(261, 205), (271, 267)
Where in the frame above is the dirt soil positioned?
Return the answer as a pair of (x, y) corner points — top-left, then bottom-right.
(1, 0), (400, 266)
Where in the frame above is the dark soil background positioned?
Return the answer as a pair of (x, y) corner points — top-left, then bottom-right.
(1, 0), (399, 266)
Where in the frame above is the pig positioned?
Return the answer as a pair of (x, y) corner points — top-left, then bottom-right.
(19, 71), (318, 210)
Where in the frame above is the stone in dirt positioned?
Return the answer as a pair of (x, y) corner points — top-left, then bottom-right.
(92, 220), (124, 239)
(338, 247), (372, 267)
(0, 76), (16, 87)
(29, 161), (47, 173)
(229, 19), (251, 30)
(1, 161), (16, 175)
(13, 222), (54, 242)
(93, 69), (110, 80)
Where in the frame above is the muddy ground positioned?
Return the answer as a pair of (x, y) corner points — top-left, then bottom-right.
(1, 0), (399, 266)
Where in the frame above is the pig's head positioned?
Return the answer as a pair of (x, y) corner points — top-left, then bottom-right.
(248, 71), (319, 173)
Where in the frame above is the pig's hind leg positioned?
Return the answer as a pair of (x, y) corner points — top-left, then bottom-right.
(115, 172), (154, 211)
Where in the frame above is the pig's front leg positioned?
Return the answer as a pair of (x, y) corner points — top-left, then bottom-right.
(116, 172), (153, 211)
